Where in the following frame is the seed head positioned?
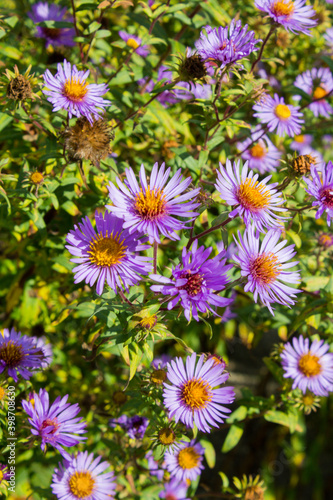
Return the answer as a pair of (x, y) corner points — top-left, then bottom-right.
(291, 154), (317, 176)
(2, 65), (39, 103)
(61, 117), (115, 166)
(177, 53), (207, 83)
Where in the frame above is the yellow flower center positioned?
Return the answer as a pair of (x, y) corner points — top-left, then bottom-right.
(274, 103), (291, 120)
(30, 172), (44, 184)
(0, 387), (5, 400)
(158, 427), (175, 445)
(140, 315), (157, 330)
(63, 77), (88, 102)
(87, 231), (127, 267)
(313, 86), (327, 100)
(237, 178), (271, 211)
(0, 470), (3, 482)
(0, 341), (24, 368)
(302, 393), (315, 406)
(178, 447), (200, 469)
(166, 495), (177, 500)
(151, 369), (167, 385)
(126, 38), (140, 49)
(273, 0), (295, 17)
(182, 378), (212, 410)
(250, 253), (281, 285)
(250, 143), (267, 159)
(294, 135), (304, 143)
(134, 187), (167, 220)
(298, 353), (322, 377)
(69, 471), (95, 499)
(30, 397), (35, 408)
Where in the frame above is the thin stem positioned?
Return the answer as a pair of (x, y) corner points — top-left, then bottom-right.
(106, 50), (135, 85)
(70, 0), (84, 63)
(114, 80), (178, 129)
(251, 23), (276, 73)
(153, 241), (158, 274)
(78, 160), (88, 188)
(186, 216), (232, 249)
(276, 177), (292, 192)
(21, 103), (51, 136)
(286, 204), (313, 213)
(119, 290), (134, 307)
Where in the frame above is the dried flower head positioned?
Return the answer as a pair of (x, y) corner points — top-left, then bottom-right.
(1, 65), (39, 104)
(291, 154), (317, 176)
(234, 474), (266, 500)
(177, 52), (207, 83)
(61, 117), (114, 166)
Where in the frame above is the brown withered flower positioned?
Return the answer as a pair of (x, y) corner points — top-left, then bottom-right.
(177, 52), (207, 83)
(234, 475), (266, 500)
(1, 65), (39, 103)
(291, 154), (317, 176)
(61, 117), (115, 166)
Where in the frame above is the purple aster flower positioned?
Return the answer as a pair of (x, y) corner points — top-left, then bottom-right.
(304, 161), (333, 225)
(106, 162), (200, 244)
(163, 353), (235, 433)
(152, 354), (172, 369)
(0, 328), (44, 382)
(22, 388), (87, 459)
(215, 159), (287, 234)
(0, 464), (10, 483)
(238, 126), (282, 173)
(294, 68), (333, 117)
(119, 30), (149, 57)
(281, 337), (333, 396)
(233, 225), (301, 315)
(66, 211), (152, 296)
(43, 59), (111, 125)
(253, 94), (304, 137)
(164, 440), (205, 481)
(290, 134), (312, 152)
(150, 240), (232, 322)
(254, 0), (317, 35)
(146, 451), (165, 481)
(324, 27), (333, 53)
(28, 2), (75, 47)
(173, 82), (213, 101)
(51, 451), (116, 500)
(159, 478), (189, 500)
(109, 415), (149, 439)
(32, 336), (53, 368)
(195, 20), (260, 68)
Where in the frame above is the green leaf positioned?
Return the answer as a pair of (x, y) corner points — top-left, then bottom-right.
(264, 408), (303, 432)
(222, 423), (244, 453)
(226, 405), (247, 424)
(201, 439), (216, 468)
(83, 22), (102, 35)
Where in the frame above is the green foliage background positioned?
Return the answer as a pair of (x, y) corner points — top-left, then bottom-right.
(0, 0), (333, 499)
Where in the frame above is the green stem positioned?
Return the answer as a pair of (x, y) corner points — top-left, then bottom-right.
(186, 216), (232, 250)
